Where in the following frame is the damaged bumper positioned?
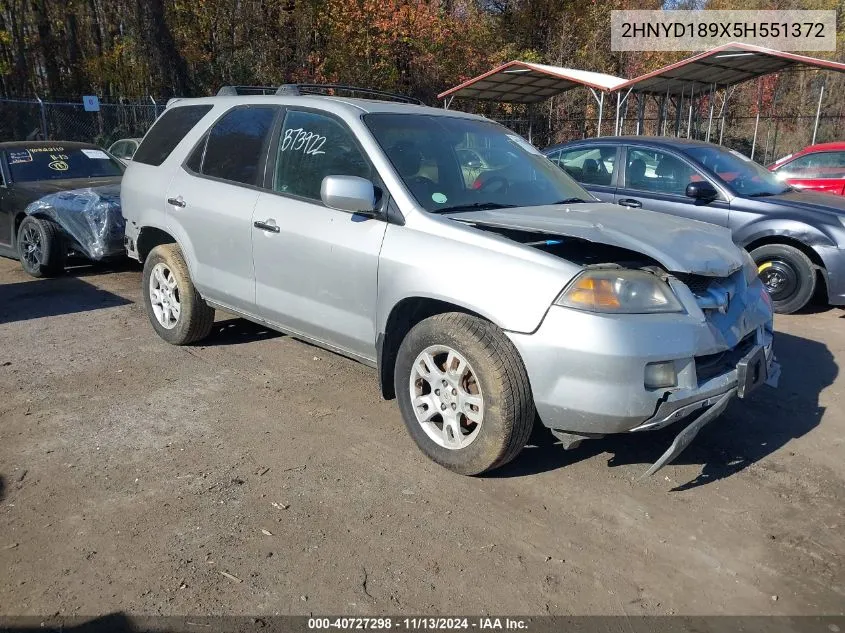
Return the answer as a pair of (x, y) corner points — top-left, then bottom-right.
(505, 273), (777, 442)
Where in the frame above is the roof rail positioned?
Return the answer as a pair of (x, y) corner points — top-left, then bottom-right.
(216, 83), (423, 105)
(216, 86), (281, 96)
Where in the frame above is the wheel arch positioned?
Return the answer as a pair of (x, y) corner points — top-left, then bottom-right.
(13, 211), (29, 242)
(377, 297), (489, 400)
(743, 234), (828, 299)
(136, 226), (178, 263)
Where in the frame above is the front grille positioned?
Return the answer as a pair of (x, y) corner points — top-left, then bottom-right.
(695, 332), (756, 383)
(673, 273), (720, 297)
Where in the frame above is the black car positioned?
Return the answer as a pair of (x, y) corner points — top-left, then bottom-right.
(0, 141), (123, 276)
(544, 137), (845, 314)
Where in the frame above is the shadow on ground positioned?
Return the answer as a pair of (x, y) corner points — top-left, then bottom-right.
(0, 474), (5, 502)
(199, 317), (283, 346)
(492, 331), (836, 489)
(0, 276), (131, 325)
(63, 257), (140, 278)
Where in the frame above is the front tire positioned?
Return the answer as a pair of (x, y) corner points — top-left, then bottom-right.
(750, 244), (816, 314)
(142, 244), (214, 345)
(17, 216), (66, 278)
(394, 312), (535, 475)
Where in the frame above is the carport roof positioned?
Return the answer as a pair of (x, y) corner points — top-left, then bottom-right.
(437, 61), (628, 103)
(619, 42), (845, 96)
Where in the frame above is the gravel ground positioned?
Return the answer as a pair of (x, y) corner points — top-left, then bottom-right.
(0, 257), (842, 617)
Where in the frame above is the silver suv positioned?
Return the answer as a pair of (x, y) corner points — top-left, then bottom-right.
(122, 85), (778, 476)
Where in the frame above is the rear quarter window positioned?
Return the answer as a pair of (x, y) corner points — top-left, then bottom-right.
(133, 105), (213, 166)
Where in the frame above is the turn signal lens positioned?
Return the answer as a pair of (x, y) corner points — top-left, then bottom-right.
(556, 269), (683, 314)
(565, 276), (621, 309)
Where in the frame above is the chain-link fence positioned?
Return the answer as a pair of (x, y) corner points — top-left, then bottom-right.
(0, 98), (163, 148)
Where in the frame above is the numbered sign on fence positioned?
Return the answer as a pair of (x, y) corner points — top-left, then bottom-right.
(82, 95), (100, 112)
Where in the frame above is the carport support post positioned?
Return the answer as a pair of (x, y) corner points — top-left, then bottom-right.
(636, 93), (645, 135)
(674, 88), (683, 137)
(615, 92), (621, 136)
(718, 87), (733, 146)
(706, 84), (715, 143)
(687, 83), (695, 138)
(589, 88), (604, 137)
(751, 78), (762, 160)
(812, 80), (826, 145)
(614, 88), (633, 136)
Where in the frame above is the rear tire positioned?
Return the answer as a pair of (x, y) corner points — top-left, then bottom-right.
(142, 244), (214, 345)
(394, 312), (535, 475)
(750, 244), (816, 314)
(17, 216), (66, 278)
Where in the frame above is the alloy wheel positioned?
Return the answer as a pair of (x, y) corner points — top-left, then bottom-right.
(409, 345), (484, 450)
(20, 225), (42, 269)
(149, 262), (181, 329)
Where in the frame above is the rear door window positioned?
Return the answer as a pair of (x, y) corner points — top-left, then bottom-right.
(133, 105), (213, 166)
(198, 105), (279, 186)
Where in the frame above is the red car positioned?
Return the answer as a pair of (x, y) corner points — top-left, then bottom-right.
(768, 142), (845, 196)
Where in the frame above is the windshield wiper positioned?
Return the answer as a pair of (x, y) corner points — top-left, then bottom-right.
(553, 197), (591, 204)
(747, 191), (782, 198)
(433, 202), (517, 214)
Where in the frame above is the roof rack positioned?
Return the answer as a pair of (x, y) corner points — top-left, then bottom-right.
(216, 83), (424, 105)
(216, 86), (280, 96)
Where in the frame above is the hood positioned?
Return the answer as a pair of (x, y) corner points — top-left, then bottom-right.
(453, 202), (743, 277)
(13, 176), (122, 199)
(756, 189), (845, 216)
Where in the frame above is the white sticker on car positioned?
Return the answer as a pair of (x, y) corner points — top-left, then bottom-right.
(82, 149), (110, 159)
(8, 150), (32, 164)
(432, 192), (447, 204)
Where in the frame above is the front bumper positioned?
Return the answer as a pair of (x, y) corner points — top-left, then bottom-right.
(506, 278), (776, 436)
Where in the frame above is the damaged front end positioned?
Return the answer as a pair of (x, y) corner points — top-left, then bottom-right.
(456, 207), (779, 477)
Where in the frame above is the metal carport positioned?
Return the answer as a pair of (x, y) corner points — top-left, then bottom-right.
(437, 60), (627, 139)
(616, 43), (845, 157)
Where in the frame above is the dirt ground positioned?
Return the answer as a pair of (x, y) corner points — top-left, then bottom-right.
(0, 256), (843, 618)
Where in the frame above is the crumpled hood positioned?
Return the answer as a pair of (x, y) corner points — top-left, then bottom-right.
(454, 202), (743, 277)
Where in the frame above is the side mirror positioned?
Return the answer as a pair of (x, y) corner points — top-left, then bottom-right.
(320, 175), (377, 215)
(686, 181), (718, 201)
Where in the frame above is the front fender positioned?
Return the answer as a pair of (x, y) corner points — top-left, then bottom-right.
(734, 219), (838, 251)
(376, 217), (580, 336)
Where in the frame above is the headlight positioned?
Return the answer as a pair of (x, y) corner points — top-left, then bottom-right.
(555, 269), (684, 314)
(741, 249), (759, 287)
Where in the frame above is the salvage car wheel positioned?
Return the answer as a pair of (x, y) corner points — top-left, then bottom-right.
(394, 312), (535, 475)
(142, 244), (215, 345)
(16, 216), (66, 278)
(750, 244), (816, 314)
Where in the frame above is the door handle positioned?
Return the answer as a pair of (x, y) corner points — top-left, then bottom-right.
(253, 219), (280, 233)
(618, 198), (642, 208)
(167, 196), (186, 208)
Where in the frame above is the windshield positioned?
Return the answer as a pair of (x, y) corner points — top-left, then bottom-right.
(5, 146), (124, 182)
(363, 114), (592, 212)
(682, 146), (789, 196)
